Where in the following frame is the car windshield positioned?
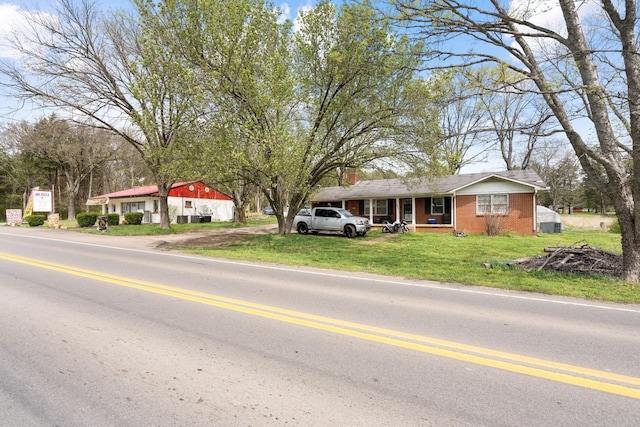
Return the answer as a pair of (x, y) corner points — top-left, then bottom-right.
(337, 209), (353, 217)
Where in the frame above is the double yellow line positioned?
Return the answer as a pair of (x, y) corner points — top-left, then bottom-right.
(2, 250), (639, 400)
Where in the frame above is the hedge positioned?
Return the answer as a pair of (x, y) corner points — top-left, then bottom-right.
(107, 213), (120, 226)
(25, 214), (46, 227)
(76, 213), (98, 228)
(124, 212), (144, 225)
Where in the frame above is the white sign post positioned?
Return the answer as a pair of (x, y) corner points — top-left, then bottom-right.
(33, 191), (52, 213)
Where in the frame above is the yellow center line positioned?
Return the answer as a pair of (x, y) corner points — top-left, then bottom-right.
(2, 251), (639, 400)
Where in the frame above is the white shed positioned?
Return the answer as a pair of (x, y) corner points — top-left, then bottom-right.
(537, 205), (562, 233)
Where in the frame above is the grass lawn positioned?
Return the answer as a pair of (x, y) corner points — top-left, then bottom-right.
(64, 216), (277, 235)
(181, 226), (637, 304)
(60, 215), (638, 304)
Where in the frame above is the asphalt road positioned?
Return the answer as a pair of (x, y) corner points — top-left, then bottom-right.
(1, 226), (639, 426)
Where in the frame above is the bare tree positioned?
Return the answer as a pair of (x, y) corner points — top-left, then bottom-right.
(432, 71), (493, 174)
(0, 0), (202, 228)
(390, 0), (640, 282)
(467, 68), (555, 170)
(531, 145), (580, 212)
(5, 116), (117, 220)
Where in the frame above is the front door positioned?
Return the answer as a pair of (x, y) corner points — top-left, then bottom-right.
(403, 199), (413, 223)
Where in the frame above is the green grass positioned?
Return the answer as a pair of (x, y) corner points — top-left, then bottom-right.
(56, 215), (638, 304)
(180, 228), (639, 304)
(68, 217), (277, 236)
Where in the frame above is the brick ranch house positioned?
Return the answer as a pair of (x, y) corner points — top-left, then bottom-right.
(87, 181), (234, 224)
(310, 170), (549, 235)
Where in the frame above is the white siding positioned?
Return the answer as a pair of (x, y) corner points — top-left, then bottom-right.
(456, 179), (532, 195)
(113, 196), (234, 224)
(168, 196), (234, 222)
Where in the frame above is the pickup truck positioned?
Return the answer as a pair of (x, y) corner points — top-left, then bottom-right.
(294, 207), (371, 238)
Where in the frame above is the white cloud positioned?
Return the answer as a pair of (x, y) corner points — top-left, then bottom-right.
(0, 4), (27, 58)
(278, 2), (291, 23)
(277, 1), (315, 33)
(0, 3), (56, 59)
(508, 0), (602, 37)
(505, 0), (603, 65)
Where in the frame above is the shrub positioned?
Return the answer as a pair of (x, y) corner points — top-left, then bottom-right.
(485, 214), (505, 236)
(124, 212), (144, 225)
(25, 214), (46, 227)
(77, 213), (98, 228)
(107, 213), (120, 226)
(609, 219), (621, 234)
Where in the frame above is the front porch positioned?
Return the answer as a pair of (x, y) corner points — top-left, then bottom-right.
(315, 196), (456, 232)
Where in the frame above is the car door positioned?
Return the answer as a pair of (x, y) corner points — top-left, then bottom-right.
(324, 209), (342, 231)
(312, 208), (327, 229)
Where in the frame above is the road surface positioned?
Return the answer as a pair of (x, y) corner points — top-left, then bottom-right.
(1, 226), (639, 426)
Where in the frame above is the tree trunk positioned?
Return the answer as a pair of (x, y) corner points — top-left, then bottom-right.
(65, 173), (81, 221)
(156, 181), (172, 229)
(231, 187), (250, 225)
(283, 193), (308, 235)
(233, 198), (248, 224)
(67, 193), (76, 221)
(615, 204), (640, 283)
(515, 0), (640, 282)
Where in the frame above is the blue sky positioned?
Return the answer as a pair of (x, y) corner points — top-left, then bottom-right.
(0, 0), (318, 119)
(0, 0), (507, 172)
(0, 0), (317, 20)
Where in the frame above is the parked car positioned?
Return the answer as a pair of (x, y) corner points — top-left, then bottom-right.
(293, 206), (370, 238)
(262, 206), (275, 215)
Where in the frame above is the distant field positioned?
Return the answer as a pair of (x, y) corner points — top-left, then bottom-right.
(561, 214), (614, 229)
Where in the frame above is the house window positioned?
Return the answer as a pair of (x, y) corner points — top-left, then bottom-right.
(185, 200), (193, 208)
(121, 201), (145, 214)
(432, 197), (445, 215)
(477, 194), (508, 215)
(153, 200), (159, 213)
(364, 199), (388, 216)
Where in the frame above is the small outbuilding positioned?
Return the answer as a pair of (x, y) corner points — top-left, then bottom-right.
(537, 205), (562, 233)
(87, 181), (234, 224)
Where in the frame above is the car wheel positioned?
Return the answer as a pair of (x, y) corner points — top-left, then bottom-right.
(344, 224), (356, 238)
(297, 222), (309, 234)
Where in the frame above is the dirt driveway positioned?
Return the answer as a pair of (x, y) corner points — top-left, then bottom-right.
(154, 223), (280, 250)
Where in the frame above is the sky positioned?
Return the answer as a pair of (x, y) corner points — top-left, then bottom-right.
(0, 0), (315, 116)
(0, 0), (557, 174)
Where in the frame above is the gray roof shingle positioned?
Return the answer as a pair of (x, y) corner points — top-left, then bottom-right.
(312, 170), (547, 201)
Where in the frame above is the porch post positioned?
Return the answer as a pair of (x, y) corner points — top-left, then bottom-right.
(395, 198), (400, 222)
(533, 190), (538, 232)
(369, 199), (373, 223)
(453, 194), (457, 230)
(412, 197), (416, 227)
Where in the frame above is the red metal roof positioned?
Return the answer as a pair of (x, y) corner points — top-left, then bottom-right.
(88, 181), (232, 201)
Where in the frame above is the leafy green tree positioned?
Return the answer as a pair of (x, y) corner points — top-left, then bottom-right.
(151, 0), (427, 233)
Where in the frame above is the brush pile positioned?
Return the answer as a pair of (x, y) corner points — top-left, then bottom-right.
(516, 240), (622, 277)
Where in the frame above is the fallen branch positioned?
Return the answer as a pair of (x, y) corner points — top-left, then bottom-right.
(518, 241), (621, 277)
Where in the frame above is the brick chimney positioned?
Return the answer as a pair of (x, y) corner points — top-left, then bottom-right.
(346, 172), (360, 185)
